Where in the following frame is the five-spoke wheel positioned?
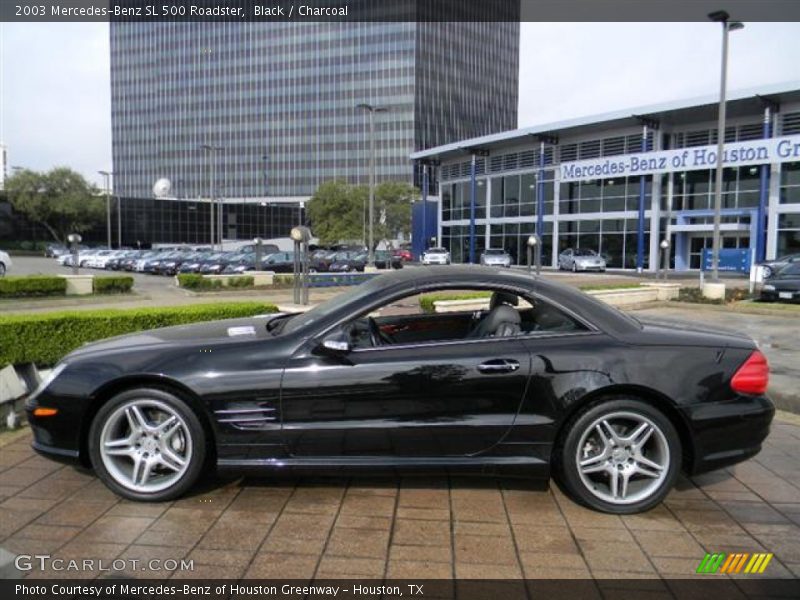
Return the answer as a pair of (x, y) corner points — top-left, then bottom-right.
(89, 388), (205, 501)
(557, 399), (681, 514)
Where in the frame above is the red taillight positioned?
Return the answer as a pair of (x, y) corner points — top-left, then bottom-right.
(731, 350), (769, 395)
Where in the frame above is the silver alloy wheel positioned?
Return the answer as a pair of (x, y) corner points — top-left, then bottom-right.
(575, 411), (669, 505)
(99, 398), (193, 494)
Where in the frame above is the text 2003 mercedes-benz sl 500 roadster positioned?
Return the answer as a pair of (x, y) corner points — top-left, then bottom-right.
(26, 266), (773, 514)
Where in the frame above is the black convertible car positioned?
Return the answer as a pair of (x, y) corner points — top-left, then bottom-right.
(26, 267), (773, 513)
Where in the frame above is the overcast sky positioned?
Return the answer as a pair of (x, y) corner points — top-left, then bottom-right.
(1, 21), (800, 188)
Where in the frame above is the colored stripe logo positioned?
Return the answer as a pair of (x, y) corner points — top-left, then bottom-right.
(696, 552), (773, 574)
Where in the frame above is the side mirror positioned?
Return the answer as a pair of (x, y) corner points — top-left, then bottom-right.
(318, 332), (351, 355)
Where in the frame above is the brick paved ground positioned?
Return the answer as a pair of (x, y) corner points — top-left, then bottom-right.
(1, 416), (799, 583)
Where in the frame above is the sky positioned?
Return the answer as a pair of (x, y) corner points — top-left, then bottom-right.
(1, 21), (800, 189)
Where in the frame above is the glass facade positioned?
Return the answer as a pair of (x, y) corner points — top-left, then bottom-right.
(433, 108), (800, 269)
(110, 18), (519, 204)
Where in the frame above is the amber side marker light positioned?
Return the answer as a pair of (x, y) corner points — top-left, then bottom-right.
(33, 408), (58, 417)
(730, 350), (769, 395)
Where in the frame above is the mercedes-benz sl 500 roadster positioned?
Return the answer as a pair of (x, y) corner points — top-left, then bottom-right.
(27, 266), (773, 513)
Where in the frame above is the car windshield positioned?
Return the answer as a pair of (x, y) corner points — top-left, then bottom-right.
(485, 249), (505, 255)
(428, 248), (446, 253)
(775, 254), (800, 262)
(283, 277), (388, 334)
(574, 249), (597, 257)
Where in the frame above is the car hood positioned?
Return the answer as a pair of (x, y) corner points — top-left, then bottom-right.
(65, 313), (282, 361)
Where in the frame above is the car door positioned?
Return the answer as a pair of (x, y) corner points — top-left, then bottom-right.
(280, 335), (532, 458)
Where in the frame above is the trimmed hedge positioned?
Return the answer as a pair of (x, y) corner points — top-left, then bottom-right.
(176, 274), (223, 290)
(0, 276), (67, 298)
(419, 291), (491, 313)
(0, 302), (278, 367)
(93, 276), (134, 294)
(227, 276), (254, 288)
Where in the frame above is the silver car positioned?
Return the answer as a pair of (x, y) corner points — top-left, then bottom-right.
(0, 250), (12, 276)
(558, 248), (606, 272)
(480, 248), (512, 268)
(421, 247), (451, 265)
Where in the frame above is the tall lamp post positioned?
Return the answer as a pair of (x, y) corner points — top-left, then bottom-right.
(201, 144), (223, 250)
(98, 170), (113, 248)
(708, 11), (744, 282)
(357, 103), (388, 268)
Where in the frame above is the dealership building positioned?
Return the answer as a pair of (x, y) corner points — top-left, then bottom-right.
(411, 81), (800, 271)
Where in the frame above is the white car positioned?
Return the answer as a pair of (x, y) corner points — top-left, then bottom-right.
(0, 250), (12, 276)
(480, 248), (512, 268)
(421, 247), (451, 265)
(558, 248), (607, 272)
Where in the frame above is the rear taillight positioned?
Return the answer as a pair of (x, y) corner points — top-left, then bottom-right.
(730, 350), (769, 395)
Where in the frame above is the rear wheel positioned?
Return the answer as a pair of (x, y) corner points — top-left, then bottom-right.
(88, 388), (206, 501)
(0, 262), (5, 276)
(572, 262), (577, 272)
(555, 398), (681, 514)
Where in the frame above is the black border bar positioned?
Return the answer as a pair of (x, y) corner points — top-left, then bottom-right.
(3, 0), (800, 23)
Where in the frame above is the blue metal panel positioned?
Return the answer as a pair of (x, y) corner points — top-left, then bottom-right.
(411, 201), (438, 260)
(756, 109), (771, 262)
(469, 155), (477, 264)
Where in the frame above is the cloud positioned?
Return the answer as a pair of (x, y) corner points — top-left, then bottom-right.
(3, 22), (800, 187)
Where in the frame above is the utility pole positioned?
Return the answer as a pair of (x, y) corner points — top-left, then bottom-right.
(357, 103), (388, 268)
(98, 170), (113, 248)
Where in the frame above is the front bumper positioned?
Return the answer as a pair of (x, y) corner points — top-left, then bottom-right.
(682, 395), (775, 475)
(760, 289), (799, 302)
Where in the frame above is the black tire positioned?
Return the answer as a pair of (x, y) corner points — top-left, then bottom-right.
(554, 397), (681, 514)
(572, 262), (577, 273)
(0, 262), (5, 276)
(88, 387), (207, 502)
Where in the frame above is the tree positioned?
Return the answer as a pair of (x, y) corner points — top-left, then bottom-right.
(5, 167), (104, 244)
(306, 180), (366, 245)
(373, 180), (417, 249)
(306, 179), (418, 250)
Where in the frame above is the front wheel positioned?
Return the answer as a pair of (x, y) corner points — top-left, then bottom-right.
(0, 262), (5, 276)
(555, 399), (681, 514)
(88, 388), (206, 501)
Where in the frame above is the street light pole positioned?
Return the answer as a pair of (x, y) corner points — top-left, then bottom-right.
(98, 170), (113, 248)
(201, 144), (222, 250)
(708, 11), (744, 282)
(357, 103), (388, 268)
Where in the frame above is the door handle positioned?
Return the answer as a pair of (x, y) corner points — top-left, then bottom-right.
(477, 359), (520, 374)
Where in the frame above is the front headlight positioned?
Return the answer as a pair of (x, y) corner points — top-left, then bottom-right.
(762, 284), (775, 291)
(28, 363), (67, 403)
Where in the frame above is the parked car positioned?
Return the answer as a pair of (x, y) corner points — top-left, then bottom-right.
(421, 247), (451, 265)
(480, 248), (512, 268)
(558, 248), (607, 272)
(760, 263), (800, 302)
(236, 243), (280, 255)
(329, 252), (367, 272)
(27, 266), (773, 514)
(261, 252), (295, 273)
(393, 248), (414, 262)
(44, 243), (68, 258)
(309, 250), (339, 272)
(178, 252), (212, 274)
(375, 250), (403, 270)
(758, 253), (800, 279)
(200, 252), (239, 275)
(0, 250), (12, 276)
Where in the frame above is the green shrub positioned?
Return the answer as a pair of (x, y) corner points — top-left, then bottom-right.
(176, 274), (223, 290)
(0, 276), (67, 298)
(273, 274), (294, 287)
(676, 287), (754, 305)
(0, 302), (279, 367)
(419, 291), (491, 313)
(227, 276), (254, 288)
(93, 276), (134, 294)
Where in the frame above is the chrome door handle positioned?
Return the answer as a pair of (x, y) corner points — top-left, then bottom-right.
(477, 359), (520, 374)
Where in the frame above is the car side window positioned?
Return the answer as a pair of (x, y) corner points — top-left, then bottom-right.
(343, 288), (587, 350)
